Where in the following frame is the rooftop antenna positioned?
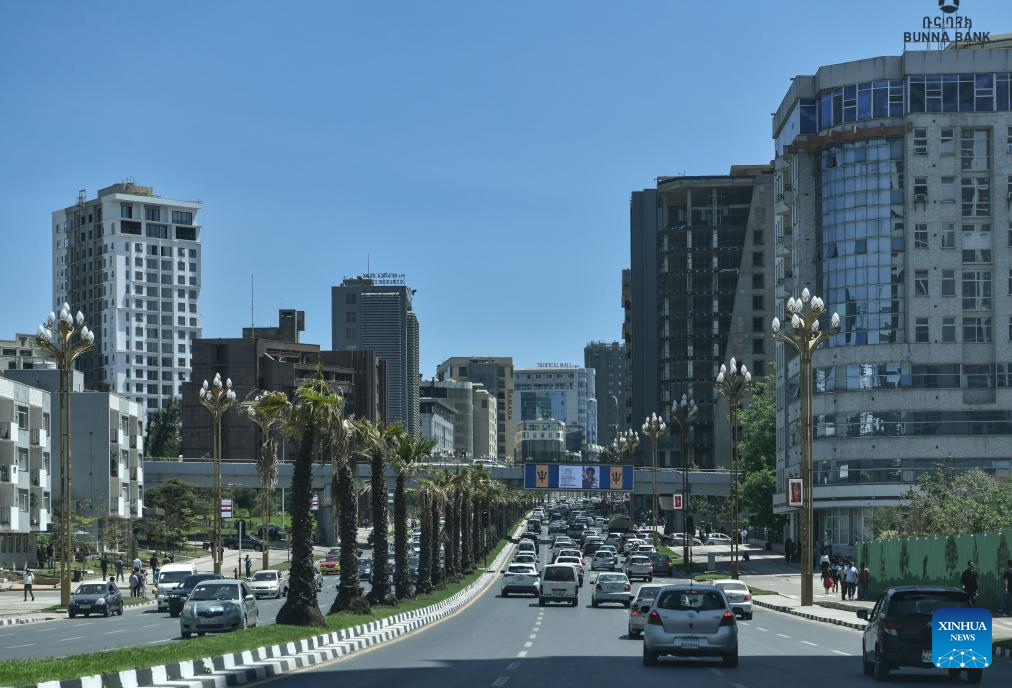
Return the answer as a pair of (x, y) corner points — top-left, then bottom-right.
(250, 274), (255, 329)
(367, 253), (370, 274)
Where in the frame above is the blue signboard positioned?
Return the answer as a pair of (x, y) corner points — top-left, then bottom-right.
(523, 463), (634, 491)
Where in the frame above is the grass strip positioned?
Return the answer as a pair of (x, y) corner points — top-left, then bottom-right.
(0, 537), (512, 687)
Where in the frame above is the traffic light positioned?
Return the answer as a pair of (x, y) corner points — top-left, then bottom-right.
(481, 510), (490, 528)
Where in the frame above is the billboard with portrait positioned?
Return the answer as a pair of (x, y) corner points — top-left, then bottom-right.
(524, 464), (634, 491)
(788, 478), (803, 507)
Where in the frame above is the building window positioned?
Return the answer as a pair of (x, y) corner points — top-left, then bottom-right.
(914, 270), (929, 296)
(753, 230), (763, 245)
(941, 223), (956, 248)
(962, 270), (992, 310)
(752, 338), (764, 354)
(913, 177), (928, 199)
(16, 405), (28, 430)
(752, 317), (764, 332)
(913, 128), (927, 155)
(1007, 126), (1012, 154)
(940, 177), (955, 203)
(120, 204), (132, 219)
(171, 210), (193, 224)
(961, 177), (991, 216)
(752, 295), (764, 310)
(963, 316), (992, 343)
(960, 129), (991, 171)
(144, 207), (160, 222)
(346, 327), (357, 339)
(914, 224), (928, 248)
(942, 317), (956, 342)
(941, 128), (955, 155)
(752, 251), (763, 267)
(345, 293), (357, 305)
(345, 311), (357, 323)
(752, 272), (764, 289)
(915, 318), (929, 343)
(942, 269), (956, 296)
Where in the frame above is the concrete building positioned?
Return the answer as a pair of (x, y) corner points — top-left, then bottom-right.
(332, 276), (419, 436)
(5, 369), (145, 531)
(0, 377), (51, 568)
(629, 167), (775, 468)
(182, 309), (387, 461)
(418, 379), (476, 460)
(770, 43), (1012, 551)
(435, 356), (514, 459)
(584, 341), (625, 448)
(621, 270), (633, 430)
(0, 333), (54, 371)
(513, 418), (566, 464)
(52, 182), (202, 411)
(472, 386), (497, 461)
(420, 398), (455, 455)
(513, 365), (598, 456)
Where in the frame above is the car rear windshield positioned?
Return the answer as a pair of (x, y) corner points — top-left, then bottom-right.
(597, 574), (625, 583)
(508, 565), (534, 574)
(658, 590), (726, 611)
(182, 574), (219, 588)
(891, 592), (970, 616)
(717, 582), (748, 592)
(635, 587), (662, 601)
(158, 571), (190, 584)
(252, 571), (277, 581)
(544, 567), (576, 582)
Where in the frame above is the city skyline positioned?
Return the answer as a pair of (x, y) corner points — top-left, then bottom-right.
(4, 2), (1009, 376)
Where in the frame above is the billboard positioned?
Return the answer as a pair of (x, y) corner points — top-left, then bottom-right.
(788, 478), (803, 507)
(524, 464), (634, 491)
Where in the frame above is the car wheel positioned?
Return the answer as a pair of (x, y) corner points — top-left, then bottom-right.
(966, 668), (983, 684)
(947, 668), (961, 680)
(182, 631), (191, 639)
(592, 599), (599, 608)
(538, 597), (545, 607)
(571, 598), (578, 607)
(723, 648), (739, 668)
(198, 632), (206, 637)
(170, 609), (180, 618)
(240, 614), (248, 630)
(624, 601), (631, 609)
(643, 648), (659, 666)
(83, 613), (89, 618)
(743, 612), (752, 620)
(502, 591), (509, 597)
(873, 647), (891, 682)
(68, 611), (76, 618)
(863, 652), (874, 676)
(647, 576), (653, 582)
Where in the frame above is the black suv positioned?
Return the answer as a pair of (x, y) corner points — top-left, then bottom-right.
(859, 586), (978, 683)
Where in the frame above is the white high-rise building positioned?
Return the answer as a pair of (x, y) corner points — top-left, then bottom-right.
(52, 182), (202, 410)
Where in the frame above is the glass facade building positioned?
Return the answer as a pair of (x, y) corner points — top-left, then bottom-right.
(513, 366), (597, 456)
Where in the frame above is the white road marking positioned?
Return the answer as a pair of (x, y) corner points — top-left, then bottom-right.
(708, 668), (724, 676)
(506, 662), (519, 670)
(105, 629), (127, 634)
(755, 627), (768, 632)
(73, 622), (94, 626)
(516, 650), (528, 657)
(141, 623), (159, 628)
(529, 634), (537, 639)
(730, 683), (748, 688)
(492, 678), (509, 687)
(0, 633), (14, 637)
(776, 633), (791, 638)
(833, 650), (852, 656)
(6, 644), (35, 648)
(146, 638), (173, 644)
(801, 641), (818, 646)
(739, 621), (750, 626)
(58, 636), (85, 642)
(523, 641), (533, 648)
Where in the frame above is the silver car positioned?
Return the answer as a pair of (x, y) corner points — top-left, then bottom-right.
(180, 580), (259, 638)
(643, 585), (738, 667)
(249, 570), (287, 599)
(591, 573), (631, 608)
(627, 584), (665, 638)
(713, 579), (753, 620)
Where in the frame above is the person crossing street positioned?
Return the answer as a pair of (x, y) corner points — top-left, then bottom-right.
(23, 568), (34, 601)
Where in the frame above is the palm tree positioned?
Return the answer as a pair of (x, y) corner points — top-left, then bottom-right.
(454, 470), (473, 575)
(329, 417), (366, 613)
(414, 477), (440, 594)
(276, 374), (339, 628)
(242, 390), (291, 572)
(433, 470), (457, 580)
(358, 421), (402, 604)
(391, 434), (436, 599)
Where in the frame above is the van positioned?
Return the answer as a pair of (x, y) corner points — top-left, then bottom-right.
(539, 564), (579, 607)
(155, 562), (197, 611)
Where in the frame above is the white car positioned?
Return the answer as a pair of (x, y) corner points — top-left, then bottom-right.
(554, 548), (583, 564)
(705, 533), (733, 546)
(517, 541), (537, 557)
(501, 563), (540, 597)
(249, 569), (288, 599)
(627, 584), (665, 638)
(591, 572), (632, 608)
(635, 544), (657, 555)
(539, 564), (579, 607)
(713, 579), (753, 619)
(624, 555), (654, 582)
(555, 556), (585, 585)
(623, 539), (645, 555)
(513, 553), (540, 573)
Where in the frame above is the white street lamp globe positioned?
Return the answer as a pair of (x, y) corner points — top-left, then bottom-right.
(226, 378), (233, 389)
(716, 371), (725, 383)
(730, 357), (736, 369)
(202, 380), (209, 391)
(47, 312), (55, 325)
(745, 371), (752, 383)
(75, 311), (84, 326)
(801, 287), (810, 302)
(720, 364), (727, 374)
(792, 313), (802, 329)
(772, 316), (780, 333)
(832, 312), (841, 328)
(812, 318), (820, 332)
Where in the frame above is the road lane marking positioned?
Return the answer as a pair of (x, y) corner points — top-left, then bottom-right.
(832, 650), (852, 656)
(755, 627), (768, 632)
(105, 629), (127, 634)
(0, 633), (14, 637)
(776, 633), (791, 638)
(523, 641), (533, 648)
(708, 668), (724, 676)
(529, 634), (537, 639)
(492, 678), (509, 687)
(516, 651), (528, 657)
(141, 623), (160, 628)
(58, 636), (85, 642)
(146, 638), (173, 644)
(801, 640), (818, 646)
(730, 683), (748, 688)
(6, 644), (35, 648)
(73, 622), (94, 626)
(507, 662), (519, 670)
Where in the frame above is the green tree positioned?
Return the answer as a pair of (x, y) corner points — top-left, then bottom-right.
(358, 421), (401, 604)
(329, 417), (366, 613)
(243, 390), (291, 571)
(944, 535), (959, 577)
(141, 478), (199, 550)
(145, 397), (181, 458)
(735, 371), (786, 536)
(391, 433), (436, 599)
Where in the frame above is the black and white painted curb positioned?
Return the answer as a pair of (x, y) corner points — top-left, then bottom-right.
(27, 525), (523, 688)
(752, 598), (868, 630)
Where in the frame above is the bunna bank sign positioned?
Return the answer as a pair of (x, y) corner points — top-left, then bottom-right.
(904, 1), (991, 48)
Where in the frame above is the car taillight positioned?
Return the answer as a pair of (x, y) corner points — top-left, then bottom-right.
(631, 609), (641, 616)
(743, 594), (752, 601)
(624, 583), (631, 591)
(883, 617), (902, 637)
(648, 611), (662, 625)
(720, 611), (735, 626)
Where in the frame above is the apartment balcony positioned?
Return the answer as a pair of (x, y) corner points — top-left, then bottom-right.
(129, 435), (137, 449)
(130, 466), (138, 481)
(0, 506), (14, 528)
(30, 469), (40, 487)
(30, 428), (47, 448)
(0, 421), (15, 442)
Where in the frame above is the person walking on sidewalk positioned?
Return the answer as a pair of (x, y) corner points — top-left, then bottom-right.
(844, 561), (859, 600)
(23, 568), (35, 601)
(244, 554), (251, 578)
(100, 553), (109, 579)
(960, 560), (979, 604)
(858, 562), (870, 600)
(1002, 559), (1012, 616)
(115, 556), (124, 582)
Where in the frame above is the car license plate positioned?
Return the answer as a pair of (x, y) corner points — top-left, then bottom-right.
(922, 650), (932, 663)
(553, 590), (565, 596)
(199, 618), (216, 625)
(78, 604), (90, 609)
(680, 638), (699, 650)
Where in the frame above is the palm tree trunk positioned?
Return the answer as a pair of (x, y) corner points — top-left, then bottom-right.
(460, 493), (473, 574)
(368, 448), (390, 603)
(261, 475), (271, 572)
(393, 474), (410, 599)
(446, 493), (458, 580)
(330, 456), (361, 613)
(416, 492), (432, 594)
(430, 497), (443, 587)
(276, 425), (326, 627)
(471, 495), (481, 563)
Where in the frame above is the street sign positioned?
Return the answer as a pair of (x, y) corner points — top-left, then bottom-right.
(220, 498), (233, 519)
(672, 493), (683, 510)
(311, 494), (319, 512)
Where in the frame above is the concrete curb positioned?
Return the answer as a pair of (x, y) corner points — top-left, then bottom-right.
(752, 598), (868, 630)
(25, 522), (523, 688)
(1, 598), (158, 627)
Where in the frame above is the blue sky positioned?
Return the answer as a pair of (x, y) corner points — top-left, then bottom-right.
(1, 0), (1006, 375)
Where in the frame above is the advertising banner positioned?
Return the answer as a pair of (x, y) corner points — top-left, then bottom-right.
(788, 478), (803, 507)
(524, 464), (634, 491)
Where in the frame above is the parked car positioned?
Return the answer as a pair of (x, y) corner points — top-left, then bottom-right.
(249, 569), (288, 599)
(222, 535), (266, 552)
(501, 563), (540, 597)
(625, 555), (654, 582)
(643, 585), (738, 667)
(704, 533), (732, 546)
(713, 579), (753, 619)
(167, 573), (225, 617)
(179, 580), (260, 639)
(627, 584), (665, 638)
(320, 557), (340, 575)
(68, 580), (123, 618)
(858, 586), (977, 682)
(646, 552), (673, 576)
(539, 564), (579, 607)
(591, 572), (632, 608)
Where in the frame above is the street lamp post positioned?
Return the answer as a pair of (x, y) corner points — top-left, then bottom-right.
(714, 357), (751, 580)
(612, 430), (639, 516)
(670, 394), (697, 571)
(199, 373), (236, 574)
(640, 414), (666, 549)
(772, 287), (840, 606)
(36, 305), (94, 607)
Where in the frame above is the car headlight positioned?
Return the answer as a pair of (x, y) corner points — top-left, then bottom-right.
(97, 597), (107, 605)
(225, 603), (241, 615)
(181, 603), (195, 617)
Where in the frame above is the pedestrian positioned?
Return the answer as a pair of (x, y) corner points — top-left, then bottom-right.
(129, 570), (139, 597)
(244, 554), (251, 578)
(115, 556), (124, 582)
(132, 555), (141, 571)
(149, 553), (159, 572)
(166, 552), (175, 564)
(844, 561), (858, 600)
(822, 568), (834, 595)
(23, 567), (35, 601)
(233, 566), (239, 579)
(100, 553), (109, 579)
(858, 562), (870, 600)
(1002, 559), (1012, 616)
(46, 544), (55, 568)
(831, 559), (841, 593)
(960, 560), (979, 604)
(820, 551), (830, 569)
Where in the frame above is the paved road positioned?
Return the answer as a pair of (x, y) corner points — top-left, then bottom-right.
(260, 540), (1012, 688)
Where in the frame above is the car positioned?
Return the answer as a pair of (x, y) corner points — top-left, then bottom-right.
(513, 553), (540, 572)
(358, 559), (373, 580)
(155, 563), (198, 611)
(167, 573), (225, 617)
(592, 572), (632, 608)
(635, 544), (657, 555)
(179, 579), (260, 639)
(625, 555), (653, 581)
(627, 584), (665, 638)
(667, 534), (704, 547)
(583, 540), (603, 557)
(554, 548), (583, 564)
(712, 579), (753, 619)
(548, 520), (567, 534)
(517, 541), (537, 557)
(68, 580), (123, 618)
(566, 523), (586, 540)
(326, 547), (341, 557)
(623, 539), (645, 555)
(501, 563), (540, 597)
(858, 586), (977, 682)
(320, 557), (340, 574)
(249, 569), (288, 599)
(539, 564), (579, 607)
(705, 533), (733, 546)
(520, 530), (541, 543)
(591, 551), (617, 571)
(527, 519), (542, 531)
(222, 534), (266, 551)
(646, 552), (674, 576)
(643, 585), (738, 667)
(311, 566), (324, 592)
(554, 556), (585, 585)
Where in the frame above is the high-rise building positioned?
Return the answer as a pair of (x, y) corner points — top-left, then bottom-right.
(621, 269), (633, 429)
(332, 276), (419, 436)
(513, 365), (598, 456)
(418, 379), (475, 460)
(584, 341), (625, 448)
(514, 418), (566, 463)
(436, 356), (514, 459)
(472, 386), (497, 461)
(52, 182), (202, 411)
(419, 398), (455, 455)
(629, 167), (774, 468)
(0, 333), (54, 371)
(771, 42), (1012, 552)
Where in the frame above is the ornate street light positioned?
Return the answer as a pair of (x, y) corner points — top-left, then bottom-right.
(36, 305), (94, 607)
(714, 357), (751, 579)
(772, 287), (840, 606)
(670, 394), (698, 571)
(641, 414), (666, 548)
(612, 430), (639, 517)
(199, 373), (235, 574)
